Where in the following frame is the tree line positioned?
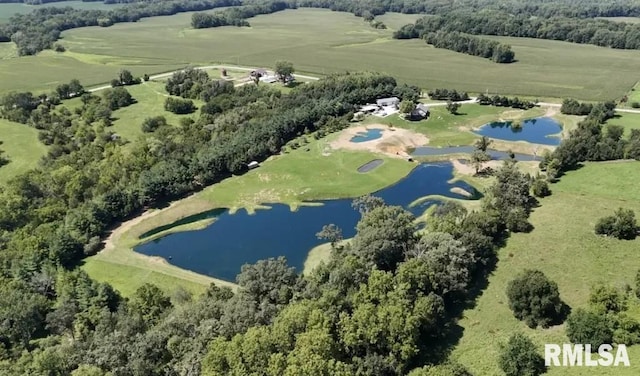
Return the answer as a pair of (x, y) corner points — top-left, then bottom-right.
(5, 0), (640, 54)
(191, 0), (294, 29)
(423, 31), (515, 63)
(477, 94), (536, 109)
(541, 100), (640, 174)
(394, 10), (640, 50)
(0, 0), (240, 55)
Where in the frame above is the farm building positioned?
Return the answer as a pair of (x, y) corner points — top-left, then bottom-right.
(259, 75), (278, 83)
(410, 103), (430, 120)
(360, 104), (379, 113)
(376, 97), (400, 107)
(250, 68), (268, 77)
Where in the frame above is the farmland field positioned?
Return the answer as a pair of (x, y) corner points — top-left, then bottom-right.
(452, 160), (640, 375)
(0, 8), (639, 100)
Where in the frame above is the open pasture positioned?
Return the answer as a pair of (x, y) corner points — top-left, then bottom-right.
(0, 118), (47, 184)
(0, 9), (637, 100)
(452, 161), (640, 375)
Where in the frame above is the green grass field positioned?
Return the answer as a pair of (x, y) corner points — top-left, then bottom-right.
(108, 82), (203, 143)
(365, 104), (547, 148)
(452, 161), (640, 375)
(0, 9), (639, 99)
(624, 82), (640, 107)
(0, 118), (47, 184)
(608, 112), (640, 134)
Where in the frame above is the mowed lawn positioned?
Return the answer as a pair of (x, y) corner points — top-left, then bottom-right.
(366, 104), (546, 147)
(0, 9), (638, 99)
(0, 119), (47, 183)
(108, 81), (203, 143)
(608, 112), (640, 134)
(452, 161), (640, 375)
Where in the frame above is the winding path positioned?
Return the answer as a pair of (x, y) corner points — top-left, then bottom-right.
(87, 65), (319, 93)
(88, 66), (640, 114)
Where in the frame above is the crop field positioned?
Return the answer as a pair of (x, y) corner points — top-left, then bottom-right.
(0, 9), (638, 99)
(452, 161), (640, 375)
(0, 118), (47, 184)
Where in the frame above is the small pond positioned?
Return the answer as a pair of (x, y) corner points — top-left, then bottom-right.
(357, 159), (384, 173)
(474, 117), (562, 145)
(350, 128), (383, 143)
(135, 162), (478, 282)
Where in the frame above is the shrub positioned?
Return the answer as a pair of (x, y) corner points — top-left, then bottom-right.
(505, 207), (532, 233)
(566, 309), (613, 350)
(588, 284), (626, 314)
(141, 116), (168, 133)
(165, 97), (196, 114)
(506, 269), (565, 328)
(631, 102), (640, 109)
(595, 208), (638, 240)
(498, 333), (546, 376)
(53, 43), (65, 52)
(531, 178), (551, 198)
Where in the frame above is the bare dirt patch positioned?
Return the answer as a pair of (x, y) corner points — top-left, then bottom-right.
(451, 159), (503, 176)
(102, 196), (214, 253)
(544, 105), (560, 117)
(330, 124), (428, 158)
(451, 186), (473, 197)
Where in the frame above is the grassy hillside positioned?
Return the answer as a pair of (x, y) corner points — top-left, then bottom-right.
(0, 9), (639, 99)
(0, 119), (47, 183)
(452, 161), (640, 375)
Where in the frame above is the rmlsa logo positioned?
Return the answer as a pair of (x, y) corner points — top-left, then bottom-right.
(545, 344), (630, 367)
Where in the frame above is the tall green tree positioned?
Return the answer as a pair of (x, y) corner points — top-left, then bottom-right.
(498, 333), (546, 376)
(445, 100), (460, 114)
(351, 205), (417, 271)
(506, 269), (565, 328)
(275, 61), (295, 83)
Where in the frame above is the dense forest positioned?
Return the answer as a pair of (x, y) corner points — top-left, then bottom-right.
(393, 10), (640, 50)
(4, 0), (640, 54)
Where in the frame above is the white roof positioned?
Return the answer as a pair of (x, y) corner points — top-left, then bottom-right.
(376, 97), (400, 105)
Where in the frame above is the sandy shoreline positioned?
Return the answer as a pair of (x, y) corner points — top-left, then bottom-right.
(330, 124), (428, 158)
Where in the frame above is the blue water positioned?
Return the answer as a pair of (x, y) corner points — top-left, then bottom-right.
(350, 128), (384, 143)
(474, 117), (562, 145)
(135, 162), (477, 281)
(412, 146), (541, 161)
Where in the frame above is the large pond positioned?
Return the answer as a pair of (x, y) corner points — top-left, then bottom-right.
(135, 162), (478, 282)
(474, 117), (562, 145)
